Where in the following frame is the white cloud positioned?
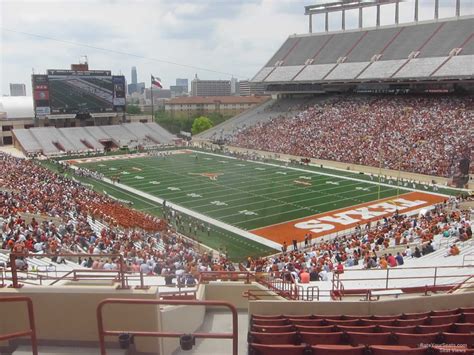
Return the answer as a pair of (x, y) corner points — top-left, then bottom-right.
(0, 0), (471, 95)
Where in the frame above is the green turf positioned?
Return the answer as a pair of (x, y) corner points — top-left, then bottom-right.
(80, 151), (442, 231)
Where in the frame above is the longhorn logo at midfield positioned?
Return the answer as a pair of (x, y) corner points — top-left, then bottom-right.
(188, 172), (223, 181)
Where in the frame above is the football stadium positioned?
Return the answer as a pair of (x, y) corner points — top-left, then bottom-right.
(0, 1), (473, 354)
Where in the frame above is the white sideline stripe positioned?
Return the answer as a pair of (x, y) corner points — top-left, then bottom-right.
(99, 177), (282, 250)
(188, 150), (451, 198)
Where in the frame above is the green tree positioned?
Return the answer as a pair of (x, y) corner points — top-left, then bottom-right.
(126, 104), (141, 114)
(191, 116), (213, 135)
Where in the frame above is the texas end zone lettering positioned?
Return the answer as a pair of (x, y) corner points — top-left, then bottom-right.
(250, 192), (446, 244)
(295, 198), (426, 234)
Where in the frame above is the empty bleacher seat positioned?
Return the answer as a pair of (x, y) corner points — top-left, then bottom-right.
(361, 319), (394, 326)
(312, 344), (366, 355)
(337, 325), (377, 333)
(253, 319), (289, 326)
(252, 314), (284, 320)
(249, 331), (298, 345)
(396, 317), (429, 326)
(326, 319), (361, 326)
(295, 325), (336, 333)
(394, 332), (441, 347)
(441, 332), (473, 348)
(378, 325), (417, 334)
(369, 345), (428, 354)
(347, 331), (394, 346)
(252, 324), (295, 333)
(454, 323), (474, 333)
(290, 319), (325, 326)
(402, 312), (432, 320)
(299, 331), (343, 345)
(416, 324), (454, 334)
(249, 343), (310, 355)
(429, 314), (461, 325)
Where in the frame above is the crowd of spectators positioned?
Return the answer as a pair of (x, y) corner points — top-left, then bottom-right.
(244, 197), (472, 282)
(229, 95), (473, 177)
(0, 153), (233, 280)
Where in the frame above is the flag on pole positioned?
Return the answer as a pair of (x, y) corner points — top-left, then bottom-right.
(151, 75), (163, 89)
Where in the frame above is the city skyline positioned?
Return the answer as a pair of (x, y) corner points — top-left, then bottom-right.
(1, 0), (472, 96)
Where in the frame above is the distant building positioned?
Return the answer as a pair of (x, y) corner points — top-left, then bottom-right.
(145, 88), (171, 100)
(230, 78), (239, 95)
(170, 85), (187, 98)
(131, 66), (137, 84)
(239, 80), (266, 96)
(164, 95), (268, 118)
(9, 83), (26, 97)
(176, 78), (189, 93)
(128, 82), (145, 95)
(191, 77), (231, 97)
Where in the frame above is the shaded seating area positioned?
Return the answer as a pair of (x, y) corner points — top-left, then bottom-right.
(249, 308), (474, 354)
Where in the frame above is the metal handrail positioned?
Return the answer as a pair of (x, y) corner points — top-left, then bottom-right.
(0, 296), (38, 355)
(97, 298), (238, 355)
(8, 252), (128, 289)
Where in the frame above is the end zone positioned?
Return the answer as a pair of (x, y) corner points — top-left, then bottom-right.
(250, 192), (446, 244)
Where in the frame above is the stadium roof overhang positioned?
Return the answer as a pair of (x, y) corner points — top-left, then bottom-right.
(304, 0), (401, 15)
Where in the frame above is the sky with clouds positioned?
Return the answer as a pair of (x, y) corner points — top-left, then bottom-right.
(0, 0), (472, 96)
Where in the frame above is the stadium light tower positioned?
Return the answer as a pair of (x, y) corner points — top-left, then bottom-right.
(305, 0), (408, 33)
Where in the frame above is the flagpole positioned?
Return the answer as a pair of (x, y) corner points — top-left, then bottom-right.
(151, 75), (154, 120)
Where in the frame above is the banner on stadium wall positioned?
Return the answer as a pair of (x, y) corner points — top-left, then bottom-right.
(112, 76), (126, 107)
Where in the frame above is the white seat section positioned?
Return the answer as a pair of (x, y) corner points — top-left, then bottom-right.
(251, 67), (274, 82)
(358, 59), (406, 79)
(432, 55), (474, 77)
(144, 122), (175, 144)
(12, 129), (42, 153)
(326, 62), (369, 80)
(60, 127), (103, 151)
(100, 125), (138, 147)
(394, 57), (447, 78)
(29, 127), (62, 155)
(264, 66), (304, 82)
(293, 63), (336, 81)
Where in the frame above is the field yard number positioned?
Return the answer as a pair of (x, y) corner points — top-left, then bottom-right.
(187, 193), (202, 198)
(168, 187), (181, 191)
(134, 176), (144, 180)
(239, 210), (258, 216)
(150, 181), (160, 185)
(211, 201), (228, 206)
(326, 181), (339, 185)
(356, 187), (370, 191)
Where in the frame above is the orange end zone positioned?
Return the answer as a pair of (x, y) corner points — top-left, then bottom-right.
(250, 192), (447, 245)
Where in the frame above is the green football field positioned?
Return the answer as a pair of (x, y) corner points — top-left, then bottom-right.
(80, 151), (408, 228)
(75, 149), (453, 259)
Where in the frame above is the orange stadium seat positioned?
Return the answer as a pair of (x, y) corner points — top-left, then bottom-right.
(402, 312), (432, 319)
(394, 332), (441, 347)
(346, 331), (394, 346)
(252, 324), (295, 333)
(429, 314), (461, 325)
(395, 317), (429, 326)
(283, 314), (314, 319)
(460, 308), (474, 313)
(252, 314), (284, 320)
(430, 309), (461, 316)
(290, 319), (325, 326)
(311, 344), (366, 355)
(378, 325), (417, 334)
(416, 324), (454, 334)
(360, 319), (394, 326)
(463, 313), (474, 323)
(373, 315), (402, 320)
(337, 325), (377, 333)
(313, 314), (344, 320)
(249, 343), (311, 355)
(248, 331), (298, 345)
(253, 319), (289, 326)
(326, 319), (361, 326)
(369, 345), (429, 354)
(454, 323), (474, 333)
(299, 331), (343, 345)
(441, 332), (473, 348)
(295, 325), (336, 333)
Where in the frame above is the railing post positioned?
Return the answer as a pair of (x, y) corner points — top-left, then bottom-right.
(385, 268), (390, 289)
(9, 253), (22, 288)
(433, 267), (437, 286)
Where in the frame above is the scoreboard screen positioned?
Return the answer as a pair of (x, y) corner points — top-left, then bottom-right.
(32, 70), (126, 117)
